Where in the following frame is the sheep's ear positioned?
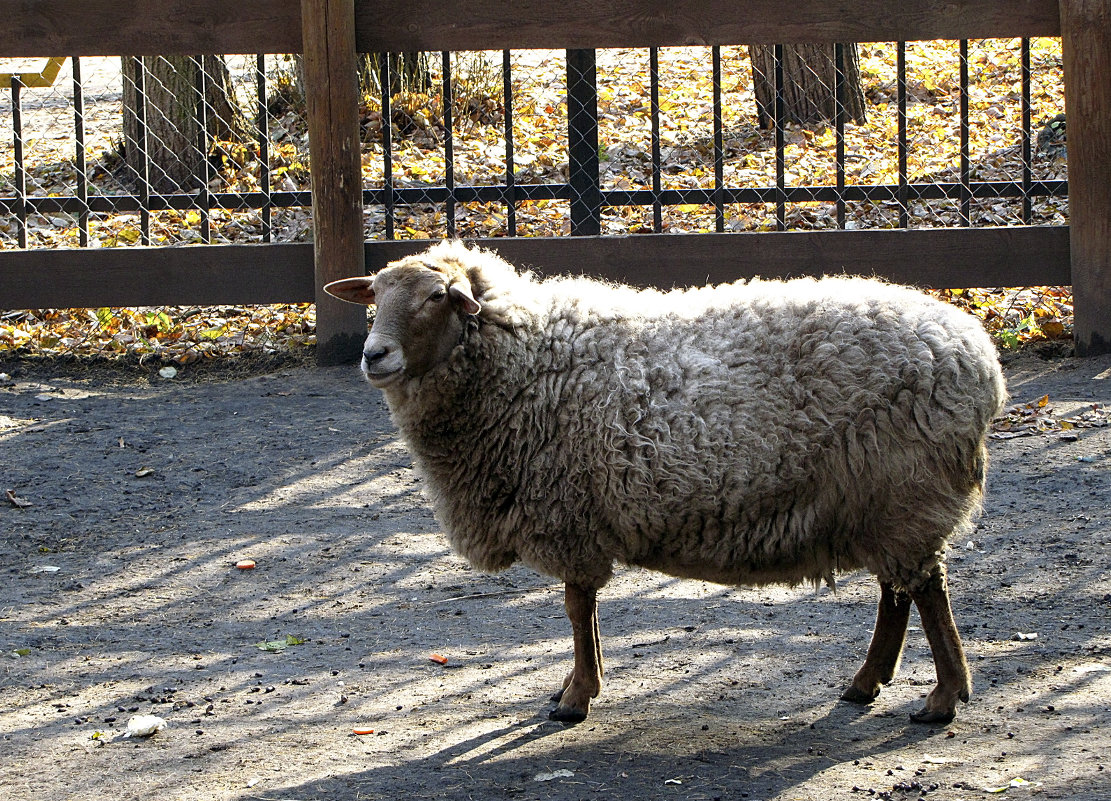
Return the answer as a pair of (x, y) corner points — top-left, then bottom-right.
(449, 282), (481, 315)
(324, 277), (376, 305)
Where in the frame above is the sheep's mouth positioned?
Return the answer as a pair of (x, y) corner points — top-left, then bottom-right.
(362, 364), (404, 388)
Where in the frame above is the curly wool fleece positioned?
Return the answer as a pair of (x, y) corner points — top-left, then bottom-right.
(381, 242), (1007, 594)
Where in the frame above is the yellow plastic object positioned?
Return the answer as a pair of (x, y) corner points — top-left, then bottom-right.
(0, 57), (66, 88)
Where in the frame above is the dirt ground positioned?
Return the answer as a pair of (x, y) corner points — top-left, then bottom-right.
(1, 351), (1108, 801)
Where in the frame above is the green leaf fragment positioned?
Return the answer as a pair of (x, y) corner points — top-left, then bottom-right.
(255, 634), (306, 652)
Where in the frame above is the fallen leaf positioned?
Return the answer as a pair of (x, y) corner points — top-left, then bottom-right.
(5, 489), (32, 508)
(534, 769), (575, 782)
(255, 634), (306, 652)
(134, 467), (155, 477)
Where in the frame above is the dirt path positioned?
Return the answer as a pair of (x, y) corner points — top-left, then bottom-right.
(1, 354), (1109, 801)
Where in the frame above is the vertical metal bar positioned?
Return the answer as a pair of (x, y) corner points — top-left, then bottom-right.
(897, 42), (908, 228)
(196, 55), (212, 244)
(73, 57), (89, 246)
(12, 77), (27, 248)
(256, 54), (272, 242)
(712, 46), (725, 233)
(834, 43), (846, 229)
(133, 56), (151, 245)
(774, 44), (786, 231)
(650, 47), (662, 233)
(566, 48), (601, 236)
(442, 51), (455, 238)
(959, 39), (971, 226)
(380, 55), (395, 239)
(502, 50), (517, 236)
(1021, 38), (1032, 224)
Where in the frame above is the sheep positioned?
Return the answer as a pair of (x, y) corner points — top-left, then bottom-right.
(325, 240), (1006, 725)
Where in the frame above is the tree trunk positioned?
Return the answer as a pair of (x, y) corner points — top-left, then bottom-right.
(750, 44), (867, 129)
(122, 55), (250, 193)
(358, 52), (432, 98)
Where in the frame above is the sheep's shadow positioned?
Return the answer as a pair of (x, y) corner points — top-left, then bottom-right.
(240, 697), (940, 801)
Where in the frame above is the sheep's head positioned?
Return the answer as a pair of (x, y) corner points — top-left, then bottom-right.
(325, 250), (481, 388)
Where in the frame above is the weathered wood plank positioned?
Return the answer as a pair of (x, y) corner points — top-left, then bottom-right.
(302, 0), (367, 365)
(357, 0), (1062, 51)
(364, 227), (1071, 289)
(1061, 0), (1111, 356)
(1, 0), (1060, 57)
(0, 228), (1068, 311)
(0, 244), (315, 309)
(1, 0), (302, 57)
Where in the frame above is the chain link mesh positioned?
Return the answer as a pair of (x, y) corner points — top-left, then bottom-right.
(1, 42), (1066, 249)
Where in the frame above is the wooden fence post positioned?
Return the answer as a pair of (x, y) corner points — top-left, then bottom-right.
(302, 0), (367, 365)
(1061, 0), (1111, 356)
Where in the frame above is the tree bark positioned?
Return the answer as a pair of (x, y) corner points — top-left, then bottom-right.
(357, 52), (432, 98)
(122, 55), (250, 193)
(750, 43), (866, 128)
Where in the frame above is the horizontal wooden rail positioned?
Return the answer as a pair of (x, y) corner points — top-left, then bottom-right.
(1, 0), (1060, 57)
(366, 227), (1072, 289)
(0, 227), (1070, 309)
(0, 243), (315, 308)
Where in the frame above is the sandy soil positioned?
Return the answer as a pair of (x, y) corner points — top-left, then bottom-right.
(1, 352), (1109, 801)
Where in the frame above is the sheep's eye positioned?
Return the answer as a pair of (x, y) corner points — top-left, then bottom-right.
(428, 288), (447, 302)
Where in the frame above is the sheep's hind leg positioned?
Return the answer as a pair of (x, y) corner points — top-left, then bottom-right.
(842, 580), (912, 705)
(549, 583), (603, 723)
(909, 566), (971, 724)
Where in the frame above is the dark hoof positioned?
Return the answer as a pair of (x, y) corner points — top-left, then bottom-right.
(548, 705), (587, 723)
(909, 706), (956, 725)
(550, 688), (565, 703)
(840, 685), (879, 705)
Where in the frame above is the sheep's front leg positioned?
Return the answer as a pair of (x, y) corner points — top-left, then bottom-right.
(549, 582), (603, 722)
(842, 580), (912, 704)
(909, 566), (971, 724)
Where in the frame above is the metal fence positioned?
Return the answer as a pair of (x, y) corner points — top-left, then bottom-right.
(1, 40), (1068, 252)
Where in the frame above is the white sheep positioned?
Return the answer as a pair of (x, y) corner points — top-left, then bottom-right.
(326, 240), (1006, 725)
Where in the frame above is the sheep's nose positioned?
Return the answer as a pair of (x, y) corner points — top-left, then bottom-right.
(363, 343), (390, 366)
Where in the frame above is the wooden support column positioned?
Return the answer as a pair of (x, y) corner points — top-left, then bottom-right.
(302, 0), (367, 365)
(1061, 0), (1111, 356)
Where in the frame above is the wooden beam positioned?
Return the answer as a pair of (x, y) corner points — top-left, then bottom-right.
(356, 0), (1061, 50)
(1061, 0), (1111, 356)
(302, 0), (368, 365)
(2, 1), (301, 57)
(364, 227), (1071, 290)
(2, 0), (1060, 57)
(0, 244), (314, 309)
(0, 227), (1069, 311)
